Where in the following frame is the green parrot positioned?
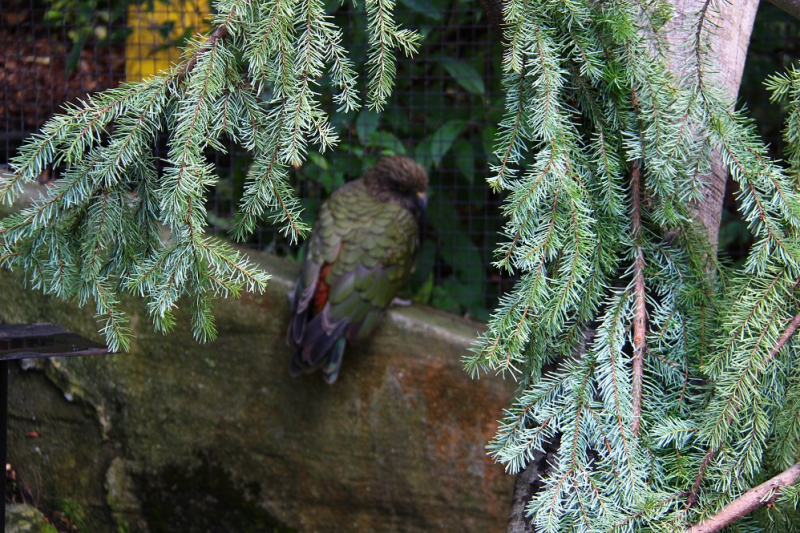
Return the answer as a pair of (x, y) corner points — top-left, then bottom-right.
(287, 156), (428, 383)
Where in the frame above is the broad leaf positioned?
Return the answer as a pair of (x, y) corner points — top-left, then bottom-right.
(441, 59), (485, 95)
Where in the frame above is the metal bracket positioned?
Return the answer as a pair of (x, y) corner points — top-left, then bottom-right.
(0, 324), (108, 531)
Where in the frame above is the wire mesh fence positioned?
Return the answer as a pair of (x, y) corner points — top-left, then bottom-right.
(1, 0), (511, 321)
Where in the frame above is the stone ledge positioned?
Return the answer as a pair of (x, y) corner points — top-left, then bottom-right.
(0, 181), (515, 532)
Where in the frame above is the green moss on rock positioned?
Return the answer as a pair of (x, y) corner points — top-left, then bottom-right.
(6, 504), (58, 533)
(2, 182), (515, 532)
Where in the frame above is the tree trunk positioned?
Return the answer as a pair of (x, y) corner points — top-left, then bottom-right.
(505, 1), (759, 530)
(663, 0), (759, 248)
(766, 0), (800, 20)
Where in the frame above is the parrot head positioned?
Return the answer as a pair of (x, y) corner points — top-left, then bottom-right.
(363, 155), (428, 221)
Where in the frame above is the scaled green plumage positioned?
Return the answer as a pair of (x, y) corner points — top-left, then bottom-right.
(287, 156), (428, 383)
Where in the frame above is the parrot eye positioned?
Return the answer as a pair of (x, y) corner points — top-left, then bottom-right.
(392, 180), (412, 193)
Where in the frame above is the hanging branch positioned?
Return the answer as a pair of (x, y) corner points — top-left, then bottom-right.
(630, 161), (646, 436)
(687, 309), (800, 508)
(685, 463), (800, 533)
(0, 0), (420, 351)
(767, 310), (800, 358)
(471, 0), (800, 528)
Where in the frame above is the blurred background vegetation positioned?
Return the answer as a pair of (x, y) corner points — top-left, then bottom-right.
(1, 0), (798, 321)
(252, 0), (508, 321)
(721, 3), (800, 263)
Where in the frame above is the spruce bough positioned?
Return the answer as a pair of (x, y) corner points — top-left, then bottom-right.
(463, 0), (800, 530)
(3, 0), (800, 530)
(0, 0), (419, 352)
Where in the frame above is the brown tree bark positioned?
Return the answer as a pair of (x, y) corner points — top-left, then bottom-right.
(766, 0), (800, 20)
(505, 1), (759, 530)
(663, 0), (758, 248)
(685, 463), (800, 533)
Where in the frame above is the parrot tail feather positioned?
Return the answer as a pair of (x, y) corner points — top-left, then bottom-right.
(290, 310), (307, 346)
(300, 319), (347, 366)
(322, 338), (347, 384)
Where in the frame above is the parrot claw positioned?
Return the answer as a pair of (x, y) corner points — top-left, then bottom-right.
(390, 297), (412, 307)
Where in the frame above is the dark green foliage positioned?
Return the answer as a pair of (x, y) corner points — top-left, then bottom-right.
(40, 0), (135, 70)
(1, 0), (420, 350)
(290, 0), (505, 320)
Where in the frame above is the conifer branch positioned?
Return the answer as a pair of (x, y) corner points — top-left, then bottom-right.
(630, 162), (646, 436)
(687, 448), (716, 509)
(478, 0), (800, 528)
(176, 23), (230, 84)
(1, 0), (417, 350)
(688, 309), (800, 508)
(685, 463), (800, 533)
(768, 310), (800, 359)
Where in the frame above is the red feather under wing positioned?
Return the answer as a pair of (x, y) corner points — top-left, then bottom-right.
(312, 263), (333, 317)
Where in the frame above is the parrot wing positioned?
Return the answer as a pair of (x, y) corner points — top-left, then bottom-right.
(287, 180), (419, 383)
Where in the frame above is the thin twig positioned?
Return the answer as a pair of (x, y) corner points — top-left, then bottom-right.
(613, 492), (686, 529)
(175, 22), (231, 84)
(631, 161), (646, 436)
(686, 449), (716, 509)
(685, 463), (800, 533)
(686, 310), (800, 507)
(768, 311), (800, 359)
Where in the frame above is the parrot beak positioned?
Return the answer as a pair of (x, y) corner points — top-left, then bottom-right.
(415, 191), (428, 242)
(415, 191), (428, 213)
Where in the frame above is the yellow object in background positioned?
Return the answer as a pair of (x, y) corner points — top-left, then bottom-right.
(126, 0), (211, 82)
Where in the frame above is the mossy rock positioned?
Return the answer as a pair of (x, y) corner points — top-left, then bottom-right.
(2, 183), (516, 532)
(6, 504), (58, 533)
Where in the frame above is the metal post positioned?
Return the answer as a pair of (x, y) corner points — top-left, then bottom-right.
(0, 360), (6, 531)
(0, 324), (107, 532)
